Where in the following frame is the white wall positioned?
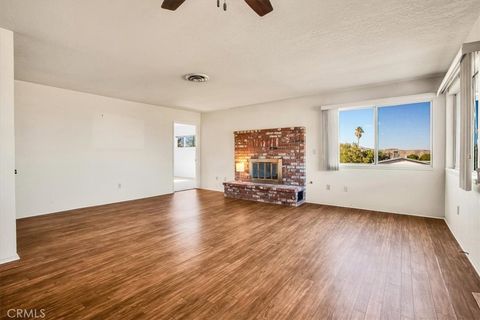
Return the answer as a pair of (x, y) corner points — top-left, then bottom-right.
(201, 77), (446, 218)
(445, 171), (480, 274)
(0, 28), (18, 263)
(465, 13), (480, 43)
(15, 81), (200, 218)
(174, 123), (196, 178)
(444, 14), (480, 275)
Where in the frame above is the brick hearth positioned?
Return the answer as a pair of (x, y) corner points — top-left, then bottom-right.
(223, 181), (305, 207)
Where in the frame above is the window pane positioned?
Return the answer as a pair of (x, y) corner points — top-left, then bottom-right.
(259, 163), (265, 178)
(339, 108), (375, 164)
(184, 135), (195, 147)
(252, 163), (258, 178)
(177, 137), (184, 148)
(456, 94), (461, 169)
(475, 89), (478, 171)
(475, 54), (479, 171)
(265, 162), (271, 178)
(272, 164), (278, 179)
(378, 102), (431, 166)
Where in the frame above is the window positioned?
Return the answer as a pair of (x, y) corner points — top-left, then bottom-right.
(446, 52), (479, 176)
(339, 108), (375, 164)
(378, 102), (431, 165)
(474, 52), (479, 172)
(475, 85), (479, 171)
(449, 90), (477, 171)
(339, 101), (432, 167)
(455, 94), (460, 169)
(176, 135), (196, 148)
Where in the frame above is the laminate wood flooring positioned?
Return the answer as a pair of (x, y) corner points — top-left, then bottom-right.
(1, 189), (479, 319)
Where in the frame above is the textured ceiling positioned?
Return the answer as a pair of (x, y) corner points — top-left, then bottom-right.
(0, 0), (480, 112)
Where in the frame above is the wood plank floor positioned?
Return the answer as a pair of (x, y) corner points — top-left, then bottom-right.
(1, 189), (480, 319)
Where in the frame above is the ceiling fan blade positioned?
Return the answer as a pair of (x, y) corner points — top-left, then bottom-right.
(161, 0), (187, 11)
(244, 0), (273, 16)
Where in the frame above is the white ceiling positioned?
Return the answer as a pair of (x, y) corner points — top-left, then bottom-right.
(0, 0), (479, 112)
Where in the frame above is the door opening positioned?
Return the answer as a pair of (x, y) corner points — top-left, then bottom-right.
(174, 123), (197, 191)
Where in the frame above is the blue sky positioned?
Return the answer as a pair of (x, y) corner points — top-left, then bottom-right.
(339, 102), (431, 150)
(339, 108), (375, 148)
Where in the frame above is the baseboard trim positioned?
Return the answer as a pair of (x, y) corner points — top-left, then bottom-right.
(198, 187), (223, 193)
(443, 218), (480, 279)
(473, 292), (480, 309)
(17, 192), (175, 220)
(198, 188), (444, 219)
(0, 253), (20, 265)
(303, 200), (445, 220)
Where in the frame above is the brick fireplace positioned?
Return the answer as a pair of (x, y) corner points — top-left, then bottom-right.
(224, 127), (306, 206)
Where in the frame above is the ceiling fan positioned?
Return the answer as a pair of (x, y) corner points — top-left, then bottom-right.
(161, 0), (273, 17)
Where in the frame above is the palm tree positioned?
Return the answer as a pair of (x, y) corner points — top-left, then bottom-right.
(354, 127), (364, 147)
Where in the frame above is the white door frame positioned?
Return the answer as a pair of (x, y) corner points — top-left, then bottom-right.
(172, 121), (199, 192)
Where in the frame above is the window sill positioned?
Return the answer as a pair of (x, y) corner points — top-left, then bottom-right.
(445, 168), (459, 176)
(340, 164), (434, 171)
(445, 168), (480, 183)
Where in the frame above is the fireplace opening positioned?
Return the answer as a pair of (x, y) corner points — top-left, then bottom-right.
(250, 159), (282, 183)
(297, 190), (304, 202)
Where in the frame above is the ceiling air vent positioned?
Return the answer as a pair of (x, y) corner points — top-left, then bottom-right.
(184, 73), (209, 83)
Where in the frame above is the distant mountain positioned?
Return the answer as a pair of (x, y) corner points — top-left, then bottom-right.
(380, 148), (430, 159)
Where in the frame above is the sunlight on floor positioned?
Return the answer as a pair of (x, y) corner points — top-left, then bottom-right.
(174, 176), (196, 191)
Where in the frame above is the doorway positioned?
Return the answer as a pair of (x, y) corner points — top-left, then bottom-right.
(173, 123), (197, 191)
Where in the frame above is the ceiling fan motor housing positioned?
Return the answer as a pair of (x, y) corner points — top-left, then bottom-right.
(161, 0), (273, 16)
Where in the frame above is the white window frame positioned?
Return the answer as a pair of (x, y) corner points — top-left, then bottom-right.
(446, 82), (479, 174)
(447, 79), (461, 171)
(474, 69), (480, 172)
(453, 93), (458, 170)
(474, 52), (479, 173)
(438, 42), (480, 184)
(334, 94), (435, 170)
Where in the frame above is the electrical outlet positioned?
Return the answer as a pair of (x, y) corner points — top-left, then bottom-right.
(326, 184), (331, 191)
(216, 176), (219, 181)
(118, 183), (122, 189)
(457, 206), (460, 215)
(343, 186), (348, 192)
